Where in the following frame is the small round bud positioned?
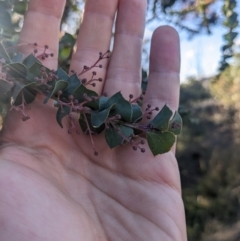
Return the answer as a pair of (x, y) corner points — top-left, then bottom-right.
(92, 71), (96, 75)
(41, 57), (45, 60)
(140, 140), (145, 145)
(155, 107), (159, 111)
(141, 148), (145, 153)
(92, 83), (96, 87)
(147, 115), (151, 119)
(129, 94), (133, 99)
(132, 146), (137, 151)
(98, 78), (103, 82)
(99, 64), (102, 68)
(82, 78), (87, 84)
(99, 52), (102, 56)
(44, 45), (49, 49)
(139, 96), (144, 100)
(34, 49), (38, 53)
(68, 95), (74, 101)
(94, 151), (98, 156)
(45, 53), (49, 58)
(142, 90), (146, 95)
(50, 53), (54, 57)
(84, 65), (88, 70)
(147, 104), (151, 108)
(34, 42), (38, 46)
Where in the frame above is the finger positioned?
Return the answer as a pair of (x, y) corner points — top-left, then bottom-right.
(103, 0), (147, 99)
(19, 0), (66, 70)
(70, 0), (118, 94)
(143, 26), (180, 153)
(144, 26), (180, 113)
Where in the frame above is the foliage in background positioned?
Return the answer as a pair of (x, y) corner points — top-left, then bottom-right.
(147, 0), (239, 71)
(178, 77), (240, 241)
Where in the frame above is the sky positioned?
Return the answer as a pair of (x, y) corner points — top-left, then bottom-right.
(143, 1), (240, 82)
(144, 25), (240, 82)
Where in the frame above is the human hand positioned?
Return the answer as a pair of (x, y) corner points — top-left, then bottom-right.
(0, 0), (187, 240)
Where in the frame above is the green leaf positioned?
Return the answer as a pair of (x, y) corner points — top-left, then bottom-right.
(99, 96), (109, 110)
(6, 63), (27, 79)
(59, 47), (72, 61)
(131, 104), (142, 122)
(11, 82), (37, 105)
(64, 73), (81, 96)
(168, 111), (182, 135)
(28, 62), (46, 75)
(60, 33), (76, 47)
(79, 114), (104, 134)
(56, 68), (69, 81)
(43, 80), (68, 104)
(73, 84), (99, 109)
(0, 79), (13, 102)
(105, 125), (133, 149)
(56, 105), (70, 128)
(13, 2), (28, 15)
(0, 9), (12, 33)
(0, 42), (10, 62)
(11, 52), (24, 63)
(147, 132), (175, 156)
(104, 92), (132, 122)
(91, 104), (115, 128)
(23, 54), (41, 69)
(149, 104), (173, 131)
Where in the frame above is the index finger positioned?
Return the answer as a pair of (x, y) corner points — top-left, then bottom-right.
(18, 0), (66, 70)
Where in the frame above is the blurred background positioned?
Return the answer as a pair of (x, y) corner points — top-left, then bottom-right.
(0, 0), (240, 240)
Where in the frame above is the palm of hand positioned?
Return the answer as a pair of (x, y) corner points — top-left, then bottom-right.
(0, 0), (187, 241)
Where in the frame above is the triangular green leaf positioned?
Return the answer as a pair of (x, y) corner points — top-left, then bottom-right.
(56, 68), (69, 81)
(56, 105), (70, 128)
(149, 104), (173, 131)
(105, 125), (133, 149)
(11, 52), (24, 63)
(147, 132), (175, 156)
(91, 104), (115, 128)
(79, 114), (105, 134)
(131, 104), (142, 123)
(6, 63), (27, 79)
(64, 73), (81, 96)
(23, 54), (41, 69)
(104, 92), (132, 122)
(168, 111), (182, 135)
(0, 79), (13, 102)
(43, 80), (68, 104)
(11, 82), (37, 105)
(99, 96), (109, 110)
(73, 84), (99, 109)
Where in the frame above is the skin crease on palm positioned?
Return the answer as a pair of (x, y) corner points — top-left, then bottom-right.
(0, 0), (187, 240)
